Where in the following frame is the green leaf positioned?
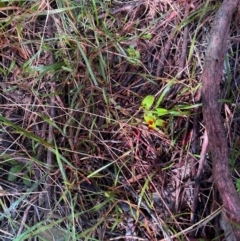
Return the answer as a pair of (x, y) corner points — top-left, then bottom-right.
(23, 174), (31, 186)
(154, 108), (169, 116)
(10, 165), (23, 174)
(168, 110), (190, 116)
(156, 119), (166, 127)
(236, 179), (240, 194)
(176, 103), (202, 109)
(141, 95), (155, 110)
(8, 165), (23, 182)
(8, 173), (17, 182)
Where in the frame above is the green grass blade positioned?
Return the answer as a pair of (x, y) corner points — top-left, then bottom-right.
(155, 78), (175, 108)
(0, 115), (52, 148)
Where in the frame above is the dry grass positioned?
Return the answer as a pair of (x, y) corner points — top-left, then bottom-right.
(0, 0), (239, 240)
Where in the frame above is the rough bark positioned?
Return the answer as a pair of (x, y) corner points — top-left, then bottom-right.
(201, 0), (240, 239)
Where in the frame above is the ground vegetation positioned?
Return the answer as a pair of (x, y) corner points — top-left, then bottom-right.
(0, 0), (240, 240)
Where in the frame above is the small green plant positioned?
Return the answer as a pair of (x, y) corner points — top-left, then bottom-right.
(127, 45), (141, 66)
(141, 33), (152, 40)
(140, 90), (200, 129)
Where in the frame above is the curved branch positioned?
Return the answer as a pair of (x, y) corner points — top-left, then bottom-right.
(201, 0), (240, 239)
